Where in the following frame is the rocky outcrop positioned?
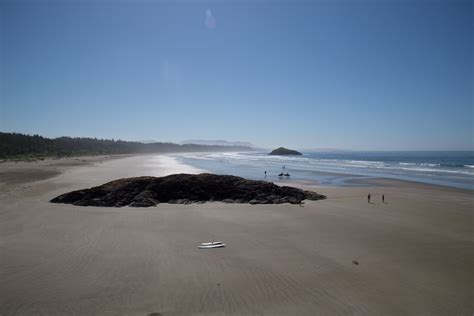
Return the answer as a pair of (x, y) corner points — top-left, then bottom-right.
(50, 173), (325, 207)
(268, 147), (302, 156)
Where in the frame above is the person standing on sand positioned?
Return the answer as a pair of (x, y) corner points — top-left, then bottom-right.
(264, 171), (267, 177)
(382, 194), (385, 203)
(368, 193), (371, 203)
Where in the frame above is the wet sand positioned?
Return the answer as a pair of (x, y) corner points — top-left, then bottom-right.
(1, 155), (472, 315)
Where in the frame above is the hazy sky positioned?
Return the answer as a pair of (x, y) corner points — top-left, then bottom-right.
(1, 0), (472, 150)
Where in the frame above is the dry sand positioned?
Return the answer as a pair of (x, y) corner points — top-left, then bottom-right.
(1, 155), (472, 315)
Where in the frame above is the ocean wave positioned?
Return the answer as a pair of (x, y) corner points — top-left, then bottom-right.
(399, 167), (473, 175)
(395, 162), (440, 167)
(439, 164), (467, 168)
(348, 160), (384, 165)
(179, 152), (474, 177)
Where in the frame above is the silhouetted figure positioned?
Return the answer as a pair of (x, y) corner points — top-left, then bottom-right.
(264, 171), (267, 177)
(382, 194), (385, 203)
(368, 193), (371, 203)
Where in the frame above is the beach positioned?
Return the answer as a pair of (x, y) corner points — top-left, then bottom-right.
(0, 155), (472, 315)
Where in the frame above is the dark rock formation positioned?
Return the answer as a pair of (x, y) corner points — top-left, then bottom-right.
(50, 173), (325, 207)
(268, 147), (302, 156)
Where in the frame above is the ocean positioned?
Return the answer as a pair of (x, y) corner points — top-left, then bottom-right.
(173, 151), (474, 190)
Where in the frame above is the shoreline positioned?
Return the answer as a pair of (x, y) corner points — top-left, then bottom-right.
(344, 176), (474, 194)
(1, 153), (471, 194)
(174, 151), (474, 190)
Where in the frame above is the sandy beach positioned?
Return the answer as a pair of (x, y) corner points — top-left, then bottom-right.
(0, 155), (472, 315)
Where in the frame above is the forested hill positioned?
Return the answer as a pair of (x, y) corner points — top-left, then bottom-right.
(0, 132), (254, 159)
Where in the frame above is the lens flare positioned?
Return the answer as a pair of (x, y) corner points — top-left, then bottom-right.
(205, 9), (216, 29)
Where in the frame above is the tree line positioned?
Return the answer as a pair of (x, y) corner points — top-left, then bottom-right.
(0, 132), (253, 159)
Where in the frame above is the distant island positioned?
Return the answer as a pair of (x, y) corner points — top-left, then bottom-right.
(0, 132), (255, 160)
(268, 147), (302, 156)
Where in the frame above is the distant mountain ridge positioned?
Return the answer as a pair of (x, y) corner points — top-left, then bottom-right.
(180, 139), (257, 148)
(0, 132), (255, 160)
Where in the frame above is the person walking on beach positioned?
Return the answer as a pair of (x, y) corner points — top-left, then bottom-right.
(264, 170), (267, 177)
(382, 194), (385, 203)
(368, 193), (371, 203)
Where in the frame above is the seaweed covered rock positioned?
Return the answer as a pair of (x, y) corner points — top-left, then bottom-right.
(50, 173), (325, 207)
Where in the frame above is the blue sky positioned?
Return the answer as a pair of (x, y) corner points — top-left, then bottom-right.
(1, 0), (472, 150)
